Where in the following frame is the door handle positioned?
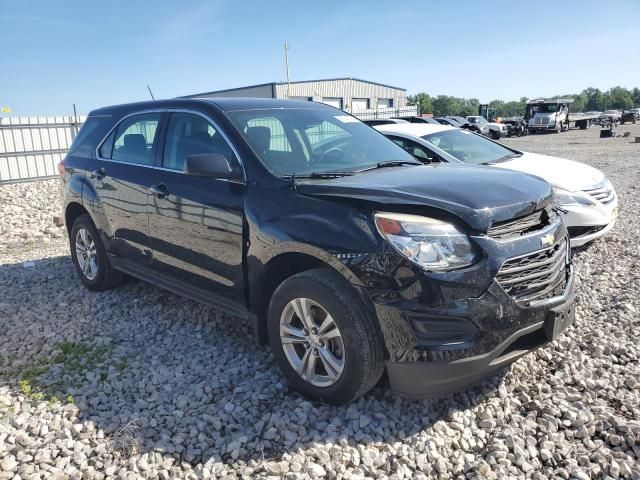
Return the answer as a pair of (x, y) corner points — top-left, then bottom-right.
(149, 184), (169, 199)
(91, 167), (106, 180)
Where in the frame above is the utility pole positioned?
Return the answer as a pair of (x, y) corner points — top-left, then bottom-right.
(284, 42), (291, 98)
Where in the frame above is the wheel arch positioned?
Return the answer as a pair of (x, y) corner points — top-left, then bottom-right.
(65, 201), (90, 235)
(249, 249), (366, 345)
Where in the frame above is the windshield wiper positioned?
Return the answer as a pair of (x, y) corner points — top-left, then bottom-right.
(282, 171), (354, 180)
(482, 153), (522, 165)
(356, 160), (421, 172)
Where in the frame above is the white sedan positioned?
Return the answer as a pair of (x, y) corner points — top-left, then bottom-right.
(374, 123), (618, 247)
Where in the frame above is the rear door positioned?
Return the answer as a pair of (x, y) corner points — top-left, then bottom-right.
(147, 110), (246, 305)
(88, 111), (163, 264)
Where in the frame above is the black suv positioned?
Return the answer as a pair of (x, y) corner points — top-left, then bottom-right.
(60, 98), (575, 405)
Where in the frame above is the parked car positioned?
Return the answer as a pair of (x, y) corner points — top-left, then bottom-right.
(60, 98), (575, 404)
(407, 116), (441, 125)
(434, 117), (463, 128)
(445, 116), (473, 129)
(466, 115), (507, 139)
(600, 110), (621, 122)
(375, 123), (618, 247)
(620, 109), (638, 124)
(361, 118), (409, 126)
(500, 117), (528, 137)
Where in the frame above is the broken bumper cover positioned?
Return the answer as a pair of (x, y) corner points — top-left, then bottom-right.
(562, 194), (618, 247)
(380, 267), (575, 398)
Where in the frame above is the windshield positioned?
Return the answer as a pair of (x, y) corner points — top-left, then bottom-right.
(422, 129), (517, 165)
(535, 104), (559, 113)
(225, 108), (415, 176)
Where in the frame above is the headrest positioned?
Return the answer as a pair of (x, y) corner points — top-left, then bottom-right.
(124, 134), (146, 150)
(245, 126), (271, 154)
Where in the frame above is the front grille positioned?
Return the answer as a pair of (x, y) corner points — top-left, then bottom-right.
(581, 183), (615, 204)
(496, 237), (569, 305)
(488, 208), (557, 241)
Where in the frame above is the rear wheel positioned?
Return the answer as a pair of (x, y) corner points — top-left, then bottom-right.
(267, 268), (385, 405)
(70, 215), (123, 291)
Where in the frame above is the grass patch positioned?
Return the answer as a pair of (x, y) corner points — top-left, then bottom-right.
(8, 341), (115, 404)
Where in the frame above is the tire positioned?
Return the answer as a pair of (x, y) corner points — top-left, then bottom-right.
(267, 268), (385, 405)
(490, 130), (501, 140)
(555, 122), (562, 134)
(70, 214), (123, 291)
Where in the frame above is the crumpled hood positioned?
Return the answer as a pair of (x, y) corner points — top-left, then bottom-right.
(295, 164), (553, 231)
(493, 152), (606, 191)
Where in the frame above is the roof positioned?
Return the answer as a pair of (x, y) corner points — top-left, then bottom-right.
(88, 97), (333, 116)
(373, 123), (454, 136)
(180, 77), (406, 98)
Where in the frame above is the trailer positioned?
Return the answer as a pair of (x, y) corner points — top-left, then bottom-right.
(525, 98), (600, 133)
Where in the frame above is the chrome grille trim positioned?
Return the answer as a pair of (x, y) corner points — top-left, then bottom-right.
(496, 237), (569, 305)
(488, 207), (557, 241)
(581, 183), (615, 204)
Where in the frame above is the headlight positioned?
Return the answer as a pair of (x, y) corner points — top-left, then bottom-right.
(553, 188), (594, 206)
(374, 212), (477, 271)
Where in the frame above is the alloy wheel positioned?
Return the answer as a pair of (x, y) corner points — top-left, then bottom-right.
(75, 228), (98, 280)
(279, 297), (345, 387)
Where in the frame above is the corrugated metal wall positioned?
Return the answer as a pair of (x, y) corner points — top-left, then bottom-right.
(188, 84), (274, 99)
(274, 79), (407, 109)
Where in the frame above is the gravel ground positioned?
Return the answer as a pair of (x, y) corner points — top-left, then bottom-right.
(1, 125), (639, 479)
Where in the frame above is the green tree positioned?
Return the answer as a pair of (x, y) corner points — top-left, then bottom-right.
(608, 86), (633, 109)
(407, 93), (433, 115)
(431, 95), (464, 116)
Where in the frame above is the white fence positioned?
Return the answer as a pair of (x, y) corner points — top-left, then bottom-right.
(350, 105), (419, 120)
(0, 116), (85, 184)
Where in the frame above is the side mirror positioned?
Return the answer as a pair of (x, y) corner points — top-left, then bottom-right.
(184, 153), (241, 179)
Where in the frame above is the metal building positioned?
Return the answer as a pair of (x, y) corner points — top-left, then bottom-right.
(181, 78), (418, 119)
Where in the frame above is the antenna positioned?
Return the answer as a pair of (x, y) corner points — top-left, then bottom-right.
(147, 84), (155, 100)
(284, 42), (291, 98)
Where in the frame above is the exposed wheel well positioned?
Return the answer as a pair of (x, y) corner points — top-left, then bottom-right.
(65, 202), (89, 235)
(253, 253), (332, 344)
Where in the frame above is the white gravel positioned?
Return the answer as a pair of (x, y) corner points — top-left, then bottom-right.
(0, 125), (639, 479)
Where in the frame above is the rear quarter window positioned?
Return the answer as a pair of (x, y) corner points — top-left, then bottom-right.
(67, 116), (115, 158)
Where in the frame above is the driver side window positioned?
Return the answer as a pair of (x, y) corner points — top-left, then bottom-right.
(389, 136), (435, 162)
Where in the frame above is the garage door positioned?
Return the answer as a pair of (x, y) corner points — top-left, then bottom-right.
(351, 98), (370, 111)
(322, 97), (343, 109)
(377, 98), (393, 109)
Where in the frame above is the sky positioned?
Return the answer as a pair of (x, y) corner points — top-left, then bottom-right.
(1, 0), (639, 116)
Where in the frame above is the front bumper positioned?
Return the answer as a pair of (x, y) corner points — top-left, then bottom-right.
(386, 267), (575, 397)
(350, 220), (575, 398)
(561, 194), (618, 247)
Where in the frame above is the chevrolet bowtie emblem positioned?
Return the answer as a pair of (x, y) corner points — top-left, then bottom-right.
(541, 234), (555, 246)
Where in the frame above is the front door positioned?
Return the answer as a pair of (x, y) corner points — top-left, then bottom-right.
(147, 111), (245, 304)
(87, 111), (163, 264)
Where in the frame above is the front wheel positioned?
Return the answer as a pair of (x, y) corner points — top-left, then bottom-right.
(267, 268), (385, 405)
(70, 215), (123, 291)
(490, 130), (501, 140)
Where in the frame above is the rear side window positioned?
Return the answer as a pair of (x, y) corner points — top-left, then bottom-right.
(67, 116), (114, 158)
(99, 113), (161, 165)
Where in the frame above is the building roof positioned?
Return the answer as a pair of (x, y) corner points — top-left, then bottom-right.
(180, 77), (406, 98)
